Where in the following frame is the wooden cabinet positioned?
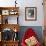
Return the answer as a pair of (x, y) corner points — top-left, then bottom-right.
(0, 7), (19, 46)
(2, 41), (19, 46)
(0, 41), (19, 46)
(0, 7), (19, 24)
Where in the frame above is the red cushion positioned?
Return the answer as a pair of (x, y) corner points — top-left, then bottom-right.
(21, 28), (41, 46)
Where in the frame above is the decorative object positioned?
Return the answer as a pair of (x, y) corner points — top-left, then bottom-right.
(15, 0), (17, 7)
(2, 10), (9, 15)
(2, 28), (13, 41)
(9, 10), (18, 15)
(13, 32), (18, 41)
(9, 10), (15, 15)
(25, 7), (37, 21)
(25, 36), (38, 46)
(21, 28), (41, 46)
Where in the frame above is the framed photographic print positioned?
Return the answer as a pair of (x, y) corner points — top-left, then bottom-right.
(2, 10), (9, 15)
(25, 7), (37, 21)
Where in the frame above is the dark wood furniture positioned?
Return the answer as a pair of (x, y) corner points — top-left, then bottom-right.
(2, 41), (19, 46)
(0, 7), (19, 46)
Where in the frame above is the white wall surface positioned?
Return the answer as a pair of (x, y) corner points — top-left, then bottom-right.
(0, 0), (44, 26)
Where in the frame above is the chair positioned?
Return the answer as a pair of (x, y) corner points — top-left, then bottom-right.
(21, 28), (41, 46)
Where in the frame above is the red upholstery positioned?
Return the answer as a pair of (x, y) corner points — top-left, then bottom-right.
(21, 28), (41, 46)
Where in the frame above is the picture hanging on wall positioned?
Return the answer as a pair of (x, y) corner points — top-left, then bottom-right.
(25, 7), (37, 21)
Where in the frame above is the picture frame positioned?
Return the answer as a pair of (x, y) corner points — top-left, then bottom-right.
(25, 7), (37, 21)
(2, 10), (9, 15)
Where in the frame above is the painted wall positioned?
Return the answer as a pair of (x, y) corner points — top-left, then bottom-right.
(0, 0), (44, 26)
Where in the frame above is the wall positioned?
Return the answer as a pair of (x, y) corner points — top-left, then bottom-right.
(18, 0), (44, 26)
(0, 0), (44, 26)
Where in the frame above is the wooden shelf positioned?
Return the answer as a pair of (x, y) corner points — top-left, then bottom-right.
(0, 7), (19, 16)
(1, 40), (19, 46)
(0, 24), (20, 32)
(0, 7), (19, 9)
(2, 40), (19, 42)
(0, 7), (20, 46)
